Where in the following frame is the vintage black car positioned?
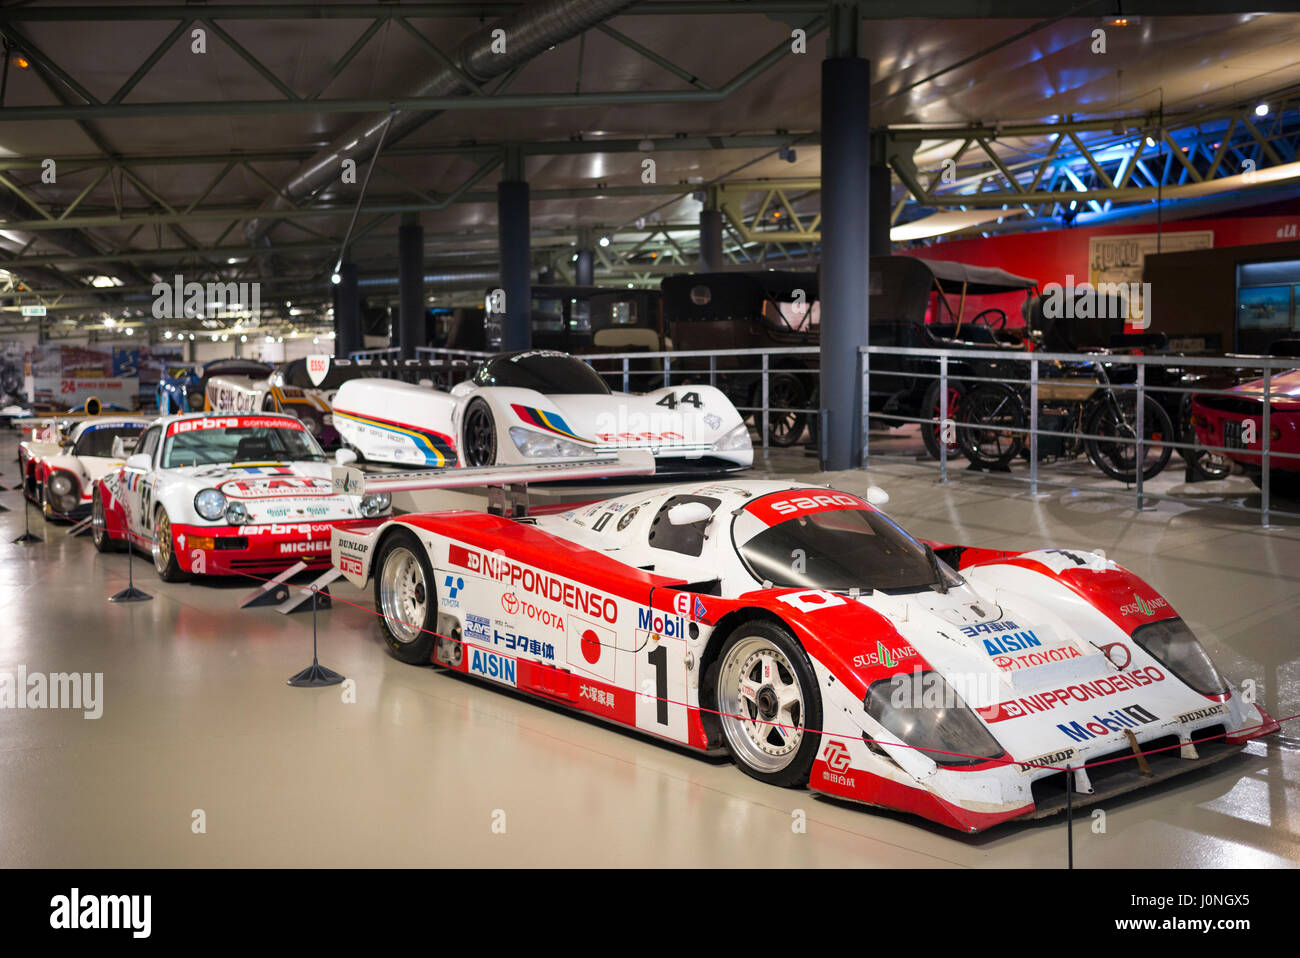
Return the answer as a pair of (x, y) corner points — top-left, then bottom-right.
(659, 259), (1038, 452)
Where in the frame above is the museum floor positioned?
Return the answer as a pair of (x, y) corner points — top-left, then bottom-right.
(2, 428), (1297, 868)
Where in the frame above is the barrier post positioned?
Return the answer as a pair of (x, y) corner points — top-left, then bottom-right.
(1135, 363), (1147, 510)
(938, 354), (948, 484)
(622, 357), (629, 393)
(1029, 357), (1040, 496)
(287, 586), (345, 687)
(1262, 366), (1272, 528)
(761, 353), (770, 453)
(859, 347), (870, 469)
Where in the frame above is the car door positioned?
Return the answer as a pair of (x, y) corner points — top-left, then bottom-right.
(122, 424), (161, 539)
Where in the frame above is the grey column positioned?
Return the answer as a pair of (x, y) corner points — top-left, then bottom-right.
(498, 148), (531, 351)
(575, 248), (595, 286)
(698, 208), (722, 271)
(820, 15), (870, 471)
(398, 214), (424, 359)
(334, 262), (362, 359)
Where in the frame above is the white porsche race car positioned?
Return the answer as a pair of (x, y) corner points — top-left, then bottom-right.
(18, 415), (150, 520)
(330, 474), (1278, 833)
(91, 412), (392, 581)
(330, 349), (753, 474)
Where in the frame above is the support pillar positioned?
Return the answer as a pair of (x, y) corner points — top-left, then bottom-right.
(397, 213), (424, 359)
(820, 6), (870, 471)
(333, 262), (361, 359)
(698, 208), (722, 272)
(498, 147), (531, 351)
(575, 248), (595, 286)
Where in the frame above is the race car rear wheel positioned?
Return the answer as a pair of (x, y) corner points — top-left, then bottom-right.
(462, 398), (497, 467)
(151, 508), (191, 582)
(375, 529), (438, 665)
(714, 621), (822, 788)
(91, 488), (123, 553)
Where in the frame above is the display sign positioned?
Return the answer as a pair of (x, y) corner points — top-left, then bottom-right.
(25, 344), (141, 411)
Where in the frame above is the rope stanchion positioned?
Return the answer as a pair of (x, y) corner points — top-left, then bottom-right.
(286, 586), (344, 688)
(108, 501), (151, 603)
(12, 487), (40, 543)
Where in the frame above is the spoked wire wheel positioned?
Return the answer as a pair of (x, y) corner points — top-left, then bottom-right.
(714, 623), (821, 786)
(1085, 395), (1173, 482)
(957, 384), (1026, 469)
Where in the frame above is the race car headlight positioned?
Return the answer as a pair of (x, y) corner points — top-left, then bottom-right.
(712, 423), (753, 452)
(1131, 617), (1229, 697)
(508, 426), (587, 459)
(47, 471), (80, 511)
(225, 501), (249, 525)
(864, 672), (1005, 768)
(359, 492), (391, 517)
(193, 488), (228, 521)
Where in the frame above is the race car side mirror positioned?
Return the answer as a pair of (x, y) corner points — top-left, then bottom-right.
(334, 448), (358, 466)
(668, 501), (713, 526)
(865, 485), (890, 506)
(125, 453), (151, 471)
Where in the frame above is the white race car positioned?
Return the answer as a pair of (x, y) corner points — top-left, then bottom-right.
(330, 350), (753, 474)
(18, 415), (150, 520)
(330, 475), (1277, 833)
(91, 412), (392, 581)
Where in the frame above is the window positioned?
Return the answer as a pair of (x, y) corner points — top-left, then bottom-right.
(161, 424), (325, 468)
(647, 495), (720, 558)
(73, 425), (145, 458)
(472, 351), (610, 395)
(135, 426), (161, 461)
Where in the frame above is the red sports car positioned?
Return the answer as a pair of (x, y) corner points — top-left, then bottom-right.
(1191, 368), (1300, 496)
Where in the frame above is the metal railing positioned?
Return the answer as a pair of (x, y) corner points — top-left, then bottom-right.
(858, 344), (1300, 527)
(350, 339), (1299, 525)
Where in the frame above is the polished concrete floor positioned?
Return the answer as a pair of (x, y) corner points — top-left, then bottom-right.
(2, 427), (1298, 868)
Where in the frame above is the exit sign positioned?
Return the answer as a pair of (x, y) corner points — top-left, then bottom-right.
(20, 305), (46, 317)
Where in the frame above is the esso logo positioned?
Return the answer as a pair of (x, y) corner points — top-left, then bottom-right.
(770, 494), (861, 516)
(674, 593), (690, 616)
(308, 357), (329, 375)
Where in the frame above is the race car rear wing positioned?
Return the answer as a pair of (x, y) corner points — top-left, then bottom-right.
(331, 450), (656, 496)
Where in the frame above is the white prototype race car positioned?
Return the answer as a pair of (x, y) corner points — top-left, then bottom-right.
(91, 412), (393, 581)
(329, 472), (1278, 833)
(18, 414), (151, 520)
(330, 349), (754, 473)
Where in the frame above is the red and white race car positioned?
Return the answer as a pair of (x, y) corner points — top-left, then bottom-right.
(91, 412), (393, 581)
(18, 415), (150, 520)
(331, 475), (1278, 832)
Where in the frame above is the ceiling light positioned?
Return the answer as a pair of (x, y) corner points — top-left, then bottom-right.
(124, 327), (134, 336)
(331, 272), (342, 285)
(1145, 135), (1157, 148)
(598, 236), (611, 247)
(12, 54), (30, 70)
(1256, 103), (1269, 117)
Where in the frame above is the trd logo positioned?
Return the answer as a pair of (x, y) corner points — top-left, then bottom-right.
(824, 740), (853, 774)
(444, 576), (464, 599)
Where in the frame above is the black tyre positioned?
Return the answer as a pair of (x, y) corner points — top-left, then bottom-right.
(712, 620), (822, 788)
(957, 384), (1026, 469)
(753, 374), (808, 447)
(1085, 395), (1174, 482)
(91, 488), (123, 553)
(461, 398), (497, 467)
(374, 528), (439, 665)
(920, 378), (966, 461)
(151, 507), (191, 582)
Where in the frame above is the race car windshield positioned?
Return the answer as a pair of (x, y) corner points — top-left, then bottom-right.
(738, 508), (951, 593)
(473, 352), (610, 395)
(161, 425), (325, 467)
(73, 426), (143, 457)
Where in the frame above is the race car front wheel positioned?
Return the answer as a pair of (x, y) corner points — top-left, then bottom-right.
(91, 489), (123, 553)
(714, 621), (822, 788)
(375, 529), (438, 665)
(152, 508), (191, 582)
(462, 398), (497, 466)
